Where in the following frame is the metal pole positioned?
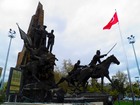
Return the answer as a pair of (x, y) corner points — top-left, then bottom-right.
(135, 76), (140, 101)
(128, 35), (140, 76)
(117, 19), (135, 104)
(135, 77), (140, 89)
(0, 29), (16, 89)
(127, 34), (140, 105)
(115, 11), (135, 104)
(132, 43), (140, 76)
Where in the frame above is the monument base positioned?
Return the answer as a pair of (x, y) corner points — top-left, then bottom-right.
(2, 102), (103, 105)
(62, 92), (112, 105)
(4, 92), (113, 105)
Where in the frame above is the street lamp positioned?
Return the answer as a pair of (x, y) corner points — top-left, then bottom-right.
(127, 35), (140, 76)
(0, 29), (16, 89)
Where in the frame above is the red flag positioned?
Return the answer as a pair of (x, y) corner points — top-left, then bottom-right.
(103, 12), (119, 30)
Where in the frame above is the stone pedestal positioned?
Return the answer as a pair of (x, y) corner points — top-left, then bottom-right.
(62, 92), (112, 105)
(5, 92), (112, 105)
(2, 102), (103, 105)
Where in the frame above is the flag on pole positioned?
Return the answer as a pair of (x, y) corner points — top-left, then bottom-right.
(16, 23), (32, 46)
(103, 12), (119, 30)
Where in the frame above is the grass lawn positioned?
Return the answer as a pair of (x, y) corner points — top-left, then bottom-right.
(114, 100), (140, 105)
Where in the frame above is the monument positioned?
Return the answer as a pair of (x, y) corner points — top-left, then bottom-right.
(6, 2), (63, 103)
(5, 2), (120, 105)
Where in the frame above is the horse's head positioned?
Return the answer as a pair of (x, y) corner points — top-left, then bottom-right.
(109, 55), (120, 65)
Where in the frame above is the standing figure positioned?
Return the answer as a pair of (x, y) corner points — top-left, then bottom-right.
(33, 25), (42, 49)
(89, 50), (107, 68)
(47, 30), (55, 53)
(41, 25), (48, 47)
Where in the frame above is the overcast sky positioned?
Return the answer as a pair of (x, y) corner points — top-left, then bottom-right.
(0, 0), (140, 83)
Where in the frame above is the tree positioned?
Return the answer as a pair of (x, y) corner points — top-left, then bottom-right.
(112, 71), (128, 84)
(54, 59), (74, 92)
(111, 71), (128, 98)
(87, 78), (100, 92)
(61, 59), (73, 75)
(0, 82), (7, 103)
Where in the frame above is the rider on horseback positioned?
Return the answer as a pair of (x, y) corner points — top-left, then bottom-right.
(69, 60), (86, 80)
(89, 50), (107, 70)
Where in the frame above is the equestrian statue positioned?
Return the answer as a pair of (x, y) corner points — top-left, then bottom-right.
(56, 45), (120, 93)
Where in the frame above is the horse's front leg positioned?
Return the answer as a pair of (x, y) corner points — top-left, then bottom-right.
(106, 75), (116, 89)
(101, 76), (104, 92)
(106, 75), (112, 84)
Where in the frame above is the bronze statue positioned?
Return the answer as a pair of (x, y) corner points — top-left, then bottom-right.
(47, 30), (55, 53)
(33, 25), (42, 49)
(57, 55), (120, 92)
(56, 60), (86, 89)
(41, 25), (48, 47)
(69, 60), (86, 80)
(77, 55), (120, 92)
(14, 3), (61, 102)
(89, 50), (107, 67)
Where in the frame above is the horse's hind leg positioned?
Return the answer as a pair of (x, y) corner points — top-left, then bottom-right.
(69, 79), (75, 86)
(56, 77), (66, 86)
(82, 81), (88, 92)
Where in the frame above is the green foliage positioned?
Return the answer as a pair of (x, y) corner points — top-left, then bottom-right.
(125, 82), (140, 98)
(87, 86), (100, 93)
(109, 89), (119, 97)
(132, 83), (140, 96)
(114, 100), (140, 105)
(61, 59), (73, 75)
(87, 78), (100, 92)
(0, 82), (7, 103)
(54, 67), (67, 92)
(54, 67), (62, 83)
(112, 71), (128, 83)
(54, 60), (74, 93)
(111, 71), (128, 97)
(0, 90), (5, 103)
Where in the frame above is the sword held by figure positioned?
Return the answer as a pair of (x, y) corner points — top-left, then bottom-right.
(106, 43), (117, 55)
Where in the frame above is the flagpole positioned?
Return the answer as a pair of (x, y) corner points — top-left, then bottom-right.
(116, 10), (135, 105)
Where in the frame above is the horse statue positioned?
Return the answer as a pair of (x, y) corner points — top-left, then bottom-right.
(56, 71), (77, 87)
(77, 55), (120, 92)
(56, 55), (120, 92)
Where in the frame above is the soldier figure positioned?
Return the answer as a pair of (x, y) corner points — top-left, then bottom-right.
(69, 60), (86, 80)
(47, 30), (55, 53)
(89, 50), (107, 68)
(41, 25), (48, 47)
(33, 25), (42, 49)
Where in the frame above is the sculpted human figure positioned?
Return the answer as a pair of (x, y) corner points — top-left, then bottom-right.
(69, 60), (86, 80)
(22, 43), (57, 83)
(33, 25), (42, 49)
(47, 30), (55, 53)
(40, 25), (49, 47)
(89, 50), (107, 68)
(69, 60), (80, 75)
